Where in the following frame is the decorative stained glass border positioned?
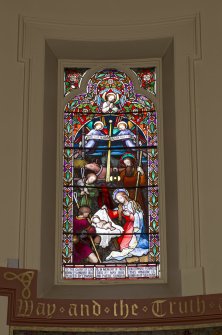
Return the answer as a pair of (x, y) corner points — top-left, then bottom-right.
(61, 67), (161, 280)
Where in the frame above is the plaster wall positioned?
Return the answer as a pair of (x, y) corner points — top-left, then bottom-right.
(0, 0), (222, 333)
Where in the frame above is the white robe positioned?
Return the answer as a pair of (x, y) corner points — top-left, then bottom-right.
(105, 201), (149, 261)
(91, 208), (123, 248)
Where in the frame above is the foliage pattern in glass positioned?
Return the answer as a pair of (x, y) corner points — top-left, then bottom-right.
(131, 67), (156, 95)
(64, 68), (89, 96)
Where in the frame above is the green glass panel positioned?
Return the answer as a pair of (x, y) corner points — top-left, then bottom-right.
(153, 245), (157, 255)
(65, 171), (70, 180)
(150, 122), (155, 133)
(65, 196), (70, 206)
(65, 220), (69, 232)
(65, 246), (69, 257)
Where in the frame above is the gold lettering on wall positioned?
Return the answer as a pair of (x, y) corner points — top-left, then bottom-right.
(68, 304), (78, 317)
(132, 303), (138, 316)
(169, 301), (177, 315)
(13, 296), (211, 321)
(113, 302), (118, 317)
(17, 299), (33, 317)
(46, 303), (56, 318)
(36, 303), (45, 316)
(190, 299), (194, 313)
(80, 304), (90, 317)
(179, 301), (188, 314)
(120, 300), (129, 319)
(151, 300), (167, 318)
(92, 300), (101, 317)
(113, 301), (139, 318)
(197, 297), (205, 315)
(218, 299), (222, 312)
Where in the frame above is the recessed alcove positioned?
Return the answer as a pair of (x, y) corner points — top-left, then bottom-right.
(19, 16), (203, 299)
(37, 37), (179, 299)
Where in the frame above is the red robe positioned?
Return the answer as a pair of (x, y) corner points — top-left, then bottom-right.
(108, 209), (134, 251)
(73, 217), (96, 264)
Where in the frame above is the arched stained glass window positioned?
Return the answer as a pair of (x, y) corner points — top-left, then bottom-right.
(62, 68), (160, 280)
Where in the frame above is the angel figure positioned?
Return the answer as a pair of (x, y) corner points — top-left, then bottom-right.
(102, 91), (119, 113)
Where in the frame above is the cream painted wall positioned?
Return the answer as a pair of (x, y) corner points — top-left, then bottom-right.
(0, 0), (222, 332)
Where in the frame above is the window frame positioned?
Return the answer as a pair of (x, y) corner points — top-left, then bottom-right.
(55, 60), (167, 285)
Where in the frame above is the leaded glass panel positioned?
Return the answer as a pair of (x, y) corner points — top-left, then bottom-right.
(64, 68), (89, 96)
(131, 67), (156, 95)
(62, 68), (160, 280)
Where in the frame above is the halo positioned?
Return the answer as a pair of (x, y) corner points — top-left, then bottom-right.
(94, 121), (104, 129)
(120, 153), (136, 164)
(112, 188), (129, 202)
(102, 90), (119, 102)
(117, 121), (127, 128)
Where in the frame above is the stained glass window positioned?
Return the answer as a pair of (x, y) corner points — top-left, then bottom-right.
(64, 68), (89, 96)
(131, 67), (156, 95)
(62, 68), (160, 280)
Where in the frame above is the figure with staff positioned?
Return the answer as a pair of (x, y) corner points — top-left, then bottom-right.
(76, 169), (99, 208)
(119, 152), (146, 208)
(72, 195), (101, 264)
